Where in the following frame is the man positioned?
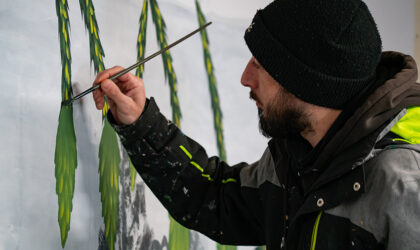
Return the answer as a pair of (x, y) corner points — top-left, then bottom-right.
(93, 0), (420, 249)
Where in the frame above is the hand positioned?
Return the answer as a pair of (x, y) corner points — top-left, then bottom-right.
(93, 66), (146, 125)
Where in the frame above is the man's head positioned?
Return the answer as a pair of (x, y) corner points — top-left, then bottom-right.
(242, 57), (311, 138)
(242, 0), (382, 139)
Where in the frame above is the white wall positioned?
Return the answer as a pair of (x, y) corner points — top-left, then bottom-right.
(0, 0), (415, 249)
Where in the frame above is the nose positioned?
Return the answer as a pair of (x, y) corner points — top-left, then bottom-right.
(241, 58), (258, 90)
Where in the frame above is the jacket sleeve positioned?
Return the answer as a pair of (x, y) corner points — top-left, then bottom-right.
(109, 98), (265, 245)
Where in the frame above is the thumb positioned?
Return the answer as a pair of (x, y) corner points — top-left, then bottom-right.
(101, 79), (128, 105)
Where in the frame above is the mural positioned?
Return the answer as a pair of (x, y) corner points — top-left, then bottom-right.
(54, 0), (235, 249)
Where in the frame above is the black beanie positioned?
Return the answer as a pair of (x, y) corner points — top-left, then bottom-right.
(244, 0), (382, 109)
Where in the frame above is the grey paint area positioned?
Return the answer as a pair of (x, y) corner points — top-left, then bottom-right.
(118, 150), (155, 250)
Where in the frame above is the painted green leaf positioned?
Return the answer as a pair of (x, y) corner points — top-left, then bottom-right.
(195, 0), (226, 162)
(54, 106), (77, 248)
(79, 0), (120, 249)
(98, 119), (121, 250)
(129, 0), (150, 191)
(217, 245), (238, 250)
(78, 0), (109, 118)
(195, 2), (234, 249)
(55, 0), (77, 247)
(150, 0), (182, 125)
(129, 160), (136, 191)
(136, 0), (149, 79)
(169, 218), (190, 250)
(149, 0), (190, 248)
(79, 0), (105, 74)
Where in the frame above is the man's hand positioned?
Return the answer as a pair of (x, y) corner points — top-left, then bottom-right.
(93, 66), (146, 125)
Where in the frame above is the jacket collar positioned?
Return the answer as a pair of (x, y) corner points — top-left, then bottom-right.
(271, 52), (420, 194)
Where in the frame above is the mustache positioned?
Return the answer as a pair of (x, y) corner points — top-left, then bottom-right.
(249, 91), (260, 103)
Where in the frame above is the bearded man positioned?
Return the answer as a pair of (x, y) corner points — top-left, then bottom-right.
(92, 0), (420, 249)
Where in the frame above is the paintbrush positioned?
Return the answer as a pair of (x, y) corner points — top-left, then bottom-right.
(62, 21), (212, 106)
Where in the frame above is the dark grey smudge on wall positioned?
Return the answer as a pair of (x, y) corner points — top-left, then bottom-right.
(97, 150), (168, 250)
(97, 228), (109, 250)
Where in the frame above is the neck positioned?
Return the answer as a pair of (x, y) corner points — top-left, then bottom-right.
(301, 108), (342, 147)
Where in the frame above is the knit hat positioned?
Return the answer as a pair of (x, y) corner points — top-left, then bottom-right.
(244, 0), (382, 109)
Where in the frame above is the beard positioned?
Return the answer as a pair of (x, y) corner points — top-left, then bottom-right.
(252, 88), (311, 139)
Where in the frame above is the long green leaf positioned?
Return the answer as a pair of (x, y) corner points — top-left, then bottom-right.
(129, 0), (150, 192)
(78, 0), (109, 117)
(98, 119), (121, 250)
(217, 245), (238, 250)
(195, 0), (226, 162)
(169, 219), (190, 250)
(195, 2), (233, 249)
(79, 1), (120, 249)
(150, 0), (182, 125)
(55, 107), (77, 248)
(149, 0), (189, 249)
(129, 160), (137, 191)
(136, 0), (149, 79)
(54, 0), (77, 247)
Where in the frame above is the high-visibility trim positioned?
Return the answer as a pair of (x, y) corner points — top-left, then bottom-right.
(179, 145), (237, 184)
(190, 161), (204, 172)
(179, 145), (192, 159)
(310, 211), (323, 250)
(222, 178), (237, 184)
(180, 145), (212, 181)
(391, 106), (420, 144)
(392, 138), (413, 144)
(202, 174), (213, 181)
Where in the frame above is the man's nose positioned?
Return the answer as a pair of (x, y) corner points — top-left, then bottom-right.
(240, 59), (258, 90)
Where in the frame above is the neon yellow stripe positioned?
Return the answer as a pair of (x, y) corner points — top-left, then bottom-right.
(310, 211), (323, 250)
(391, 106), (420, 144)
(179, 145), (237, 183)
(222, 178), (237, 184)
(179, 145), (192, 159)
(393, 138), (413, 144)
(201, 173), (213, 181)
(190, 161), (204, 172)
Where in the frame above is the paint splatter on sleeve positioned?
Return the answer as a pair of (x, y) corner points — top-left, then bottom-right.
(109, 98), (265, 245)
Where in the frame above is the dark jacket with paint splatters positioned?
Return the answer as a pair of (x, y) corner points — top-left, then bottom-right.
(110, 52), (420, 249)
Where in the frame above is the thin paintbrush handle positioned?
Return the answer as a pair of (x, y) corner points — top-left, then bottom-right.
(63, 21), (212, 106)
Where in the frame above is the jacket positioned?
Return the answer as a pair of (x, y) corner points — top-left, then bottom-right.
(110, 52), (420, 249)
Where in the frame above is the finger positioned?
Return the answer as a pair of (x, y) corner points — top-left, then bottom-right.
(119, 74), (145, 93)
(93, 91), (105, 110)
(106, 95), (115, 107)
(114, 71), (131, 82)
(101, 79), (131, 105)
(92, 87), (105, 109)
(93, 87), (104, 99)
(94, 66), (125, 85)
